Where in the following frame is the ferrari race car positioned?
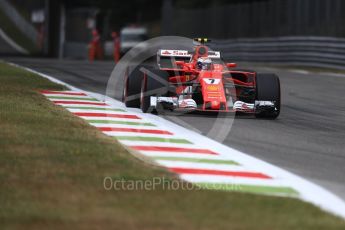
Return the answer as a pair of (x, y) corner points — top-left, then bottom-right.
(122, 38), (280, 118)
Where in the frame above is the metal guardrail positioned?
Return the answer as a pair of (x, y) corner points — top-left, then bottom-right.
(63, 36), (345, 69)
(210, 36), (345, 70)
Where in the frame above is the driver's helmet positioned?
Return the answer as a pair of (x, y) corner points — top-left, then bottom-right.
(197, 57), (212, 70)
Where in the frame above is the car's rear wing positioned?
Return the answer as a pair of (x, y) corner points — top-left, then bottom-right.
(157, 49), (191, 69)
(157, 49), (222, 68)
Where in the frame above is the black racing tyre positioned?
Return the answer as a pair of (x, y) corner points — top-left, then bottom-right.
(123, 65), (143, 108)
(255, 73), (281, 119)
(140, 67), (169, 113)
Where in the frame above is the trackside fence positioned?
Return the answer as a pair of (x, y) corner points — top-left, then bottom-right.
(209, 36), (345, 70)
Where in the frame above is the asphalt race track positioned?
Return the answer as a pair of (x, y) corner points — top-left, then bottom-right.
(6, 57), (345, 201)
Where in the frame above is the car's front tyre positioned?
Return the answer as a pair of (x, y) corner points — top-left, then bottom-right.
(123, 66), (142, 108)
(140, 67), (169, 113)
(255, 73), (281, 119)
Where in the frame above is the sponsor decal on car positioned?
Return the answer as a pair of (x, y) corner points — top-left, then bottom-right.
(160, 49), (191, 57)
(206, 85), (219, 91)
(162, 50), (171, 55)
(203, 78), (221, 84)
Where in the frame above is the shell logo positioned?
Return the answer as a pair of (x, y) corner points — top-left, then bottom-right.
(162, 50), (171, 55)
(206, 85), (218, 91)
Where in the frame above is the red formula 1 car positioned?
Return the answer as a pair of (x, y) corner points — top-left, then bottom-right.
(123, 38), (280, 118)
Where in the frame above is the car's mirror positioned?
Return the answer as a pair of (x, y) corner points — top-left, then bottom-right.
(226, 63), (237, 68)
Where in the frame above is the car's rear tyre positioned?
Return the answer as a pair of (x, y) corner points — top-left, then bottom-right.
(140, 67), (169, 113)
(255, 73), (281, 119)
(123, 66), (143, 108)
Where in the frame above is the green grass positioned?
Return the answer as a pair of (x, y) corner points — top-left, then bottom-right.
(0, 10), (38, 54)
(0, 62), (344, 229)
